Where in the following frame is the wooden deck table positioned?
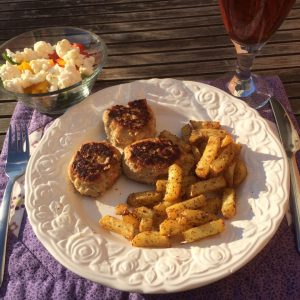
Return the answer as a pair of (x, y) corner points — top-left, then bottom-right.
(1, 0), (300, 150)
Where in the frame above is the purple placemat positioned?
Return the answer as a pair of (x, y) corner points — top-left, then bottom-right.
(0, 76), (299, 300)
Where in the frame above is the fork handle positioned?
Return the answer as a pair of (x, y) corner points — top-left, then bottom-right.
(0, 177), (15, 286)
(290, 154), (300, 253)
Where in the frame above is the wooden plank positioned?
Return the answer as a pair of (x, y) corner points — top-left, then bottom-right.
(260, 67), (300, 83)
(1, 18), (300, 46)
(2, 6), (298, 25)
(0, 5), (220, 22)
(104, 29), (300, 56)
(0, 118), (10, 134)
(0, 102), (16, 116)
(289, 98), (300, 115)
(0, 0), (219, 13)
(99, 54), (300, 81)
(0, 134), (5, 153)
(94, 68), (300, 92)
(0, 12), (299, 40)
(0, 15), (224, 33)
(107, 41), (300, 67)
(2, 27), (300, 55)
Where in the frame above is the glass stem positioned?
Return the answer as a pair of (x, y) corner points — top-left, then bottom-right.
(228, 41), (263, 97)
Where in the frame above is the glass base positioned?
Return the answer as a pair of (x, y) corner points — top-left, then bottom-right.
(227, 73), (271, 109)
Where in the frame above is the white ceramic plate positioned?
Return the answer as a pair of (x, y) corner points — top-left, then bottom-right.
(25, 78), (289, 293)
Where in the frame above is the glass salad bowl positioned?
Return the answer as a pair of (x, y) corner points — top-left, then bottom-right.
(0, 27), (107, 114)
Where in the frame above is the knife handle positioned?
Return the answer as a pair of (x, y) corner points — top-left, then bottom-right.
(289, 154), (300, 253)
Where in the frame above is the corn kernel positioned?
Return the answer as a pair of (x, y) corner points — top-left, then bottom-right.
(18, 61), (32, 72)
(24, 81), (49, 94)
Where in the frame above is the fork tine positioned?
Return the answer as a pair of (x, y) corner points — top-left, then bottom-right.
(8, 125), (13, 155)
(14, 124), (18, 151)
(8, 125), (13, 150)
(24, 126), (29, 156)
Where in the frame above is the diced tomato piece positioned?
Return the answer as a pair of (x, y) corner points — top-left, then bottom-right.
(72, 43), (85, 53)
(48, 51), (59, 60)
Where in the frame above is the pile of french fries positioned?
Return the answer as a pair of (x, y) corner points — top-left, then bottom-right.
(100, 120), (247, 248)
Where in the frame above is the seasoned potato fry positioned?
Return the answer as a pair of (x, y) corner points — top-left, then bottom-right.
(233, 160), (248, 186)
(159, 130), (191, 152)
(115, 203), (130, 215)
(100, 215), (135, 240)
(100, 119), (248, 248)
(153, 202), (167, 216)
(233, 143), (242, 156)
(127, 191), (163, 207)
(164, 164), (183, 202)
(181, 124), (192, 143)
(210, 143), (236, 175)
(183, 175), (198, 187)
(189, 128), (227, 144)
(188, 175), (227, 197)
(132, 231), (171, 248)
(166, 195), (206, 219)
(133, 206), (154, 219)
(155, 175), (197, 195)
(221, 134), (234, 148)
(139, 218), (153, 232)
(155, 175), (197, 194)
(156, 175), (198, 194)
(190, 120), (220, 129)
(153, 201), (172, 216)
(156, 180), (167, 192)
(221, 188), (236, 219)
(202, 197), (222, 214)
(183, 219), (225, 243)
(177, 209), (217, 226)
(191, 145), (202, 161)
(196, 136), (221, 178)
(159, 219), (188, 236)
(224, 160), (237, 187)
(122, 214), (140, 230)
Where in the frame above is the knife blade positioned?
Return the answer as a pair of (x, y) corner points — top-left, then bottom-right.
(269, 97), (300, 253)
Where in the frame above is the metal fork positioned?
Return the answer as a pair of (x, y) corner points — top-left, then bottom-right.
(0, 124), (30, 286)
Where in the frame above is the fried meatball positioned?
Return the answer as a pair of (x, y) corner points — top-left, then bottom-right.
(68, 141), (121, 197)
(103, 99), (156, 149)
(122, 138), (195, 184)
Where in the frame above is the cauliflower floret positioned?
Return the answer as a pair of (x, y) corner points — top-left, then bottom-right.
(2, 39), (96, 94)
(5, 49), (21, 63)
(3, 78), (24, 93)
(45, 64), (64, 91)
(57, 65), (81, 89)
(0, 62), (21, 81)
(79, 56), (95, 76)
(50, 64), (64, 76)
(5, 49), (18, 63)
(55, 39), (73, 58)
(63, 48), (84, 67)
(6, 48), (40, 63)
(23, 48), (40, 61)
(29, 59), (53, 73)
(48, 80), (59, 92)
(21, 69), (47, 88)
(46, 72), (59, 92)
(33, 41), (54, 59)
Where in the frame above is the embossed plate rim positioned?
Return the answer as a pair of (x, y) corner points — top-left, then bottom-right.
(25, 78), (289, 293)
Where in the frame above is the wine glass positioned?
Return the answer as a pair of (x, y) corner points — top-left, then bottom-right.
(218, 0), (296, 109)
